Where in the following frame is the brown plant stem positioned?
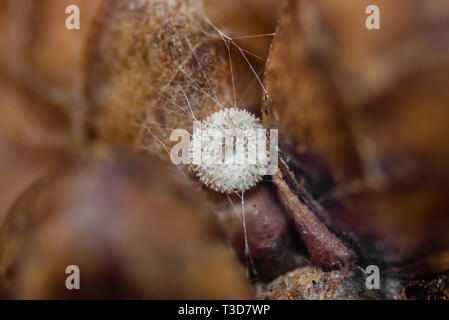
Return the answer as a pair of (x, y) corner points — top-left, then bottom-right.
(273, 159), (355, 270)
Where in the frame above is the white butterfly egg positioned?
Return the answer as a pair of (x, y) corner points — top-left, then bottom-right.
(190, 108), (269, 194)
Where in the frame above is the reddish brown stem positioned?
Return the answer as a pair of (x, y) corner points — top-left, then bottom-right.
(273, 164), (355, 270)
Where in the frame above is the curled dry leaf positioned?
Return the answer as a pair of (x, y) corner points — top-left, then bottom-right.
(0, 147), (252, 299)
(264, 0), (449, 275)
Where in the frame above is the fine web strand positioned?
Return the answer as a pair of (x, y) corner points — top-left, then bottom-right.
(202, 16), (270, 96)
(135, 121), (193, 136)
(226, 40), (237, 107)
(235, 191), (258, 279)
(230, 33), (276, 40)
(196, 22), (268, 63)
(226, 193), (243, 223)
(184, 34), (220, 104)
(142, 125), (193, 185)
(174, 26), (226, 111)
(212, 23), (237, 107)
(179, 68), (226, 110)
(179, 85), (198, 121)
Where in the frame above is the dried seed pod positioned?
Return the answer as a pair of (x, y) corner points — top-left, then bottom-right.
(264, 0), (449, 274)
(0, 147), (252, 299)
(86, 0), (259, 158)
